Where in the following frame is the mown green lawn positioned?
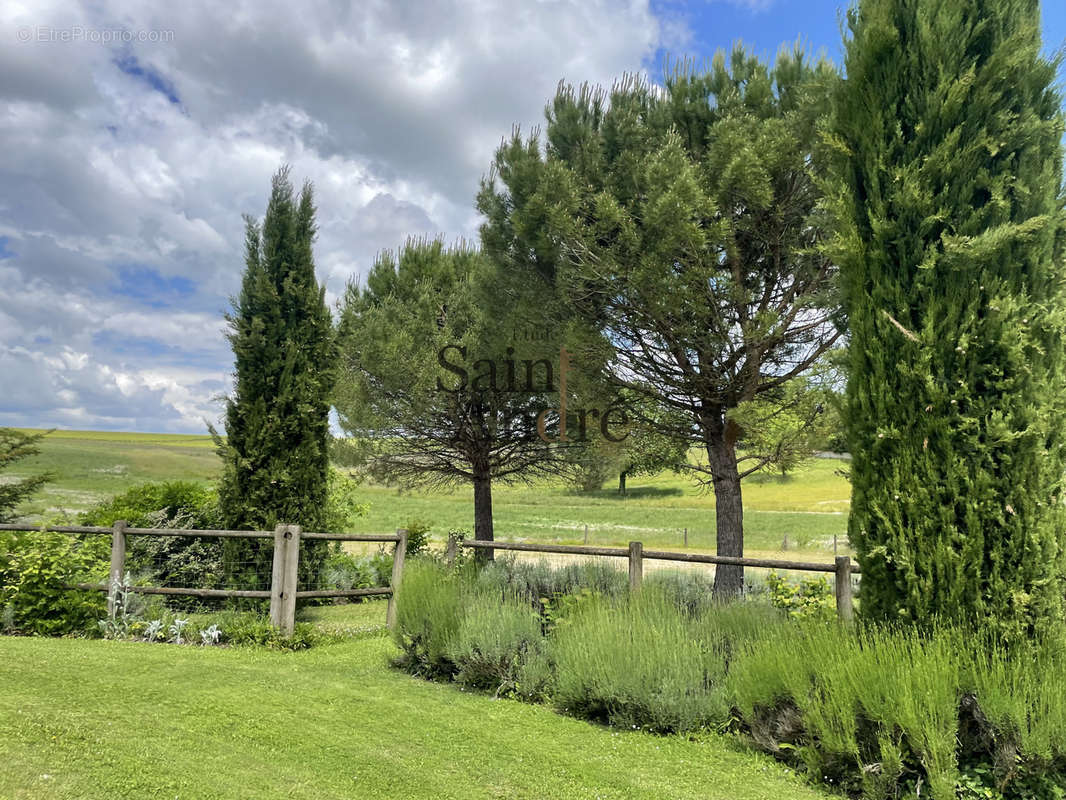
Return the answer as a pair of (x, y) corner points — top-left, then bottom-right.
(0, 606), (830, 800)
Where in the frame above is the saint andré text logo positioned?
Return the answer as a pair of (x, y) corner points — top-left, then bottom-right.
(436, 344), (628, 444)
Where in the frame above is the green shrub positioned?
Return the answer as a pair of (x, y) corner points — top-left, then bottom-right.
(514, 647), (554, 703)
(725, 624), (1066, 800)
(322, 468), (370, 532)
(393, 559), (463, 678)
(208, 611), (319, 650)
(644, 570), (717, 616)
(475, 556), (627, 608)
(321, 551), (378, 592)
(401, 519), (431, 557)
(448, 590), (545, 695)
(80, 482), (225, 608)
(764, 571), (834, 620)
(551, 589), (732, 733)
(0, 531), (108, 635)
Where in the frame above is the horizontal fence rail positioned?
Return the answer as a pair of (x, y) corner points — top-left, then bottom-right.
(2, 522), (408, 634)
(458, 537), (860, 621)
(0, 523), (402, 542)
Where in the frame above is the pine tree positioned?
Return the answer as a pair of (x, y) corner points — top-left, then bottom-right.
(214, 167), (336, 588)
(335, 239), (566, 556)
(834, 0), (1066, 639)
(0, 429), (53, 522)
(479, 49), (841, 597)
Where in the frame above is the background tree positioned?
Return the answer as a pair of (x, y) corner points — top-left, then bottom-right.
(212, 167), (336, 588)
(730, 372), (838, 478)
(833, 0), (1066, 639)
(479, 48), (840, 596)
(335, 239), (565, 554)
(0, 429), (53, 522)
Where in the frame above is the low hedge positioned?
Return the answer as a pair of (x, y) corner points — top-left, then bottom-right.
(393, 558), (1066, 800)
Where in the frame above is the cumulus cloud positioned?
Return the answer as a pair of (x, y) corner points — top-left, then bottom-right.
(0, 0), (666, 432)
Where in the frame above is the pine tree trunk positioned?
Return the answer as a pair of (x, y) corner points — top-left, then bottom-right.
(618, 471), (627, 496)
(706, 415), (744, 599)
(473, 470), (494, 563)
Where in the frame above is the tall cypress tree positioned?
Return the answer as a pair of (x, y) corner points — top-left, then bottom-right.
(834, 0), (1066, 639)
(214, 167), (336, 588)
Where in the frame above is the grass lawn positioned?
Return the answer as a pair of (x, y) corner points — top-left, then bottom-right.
(0, 604), (830, 800)
(9, 429), (851, 557)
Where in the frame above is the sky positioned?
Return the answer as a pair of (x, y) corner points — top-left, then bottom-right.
(1, 1), (1065, 434)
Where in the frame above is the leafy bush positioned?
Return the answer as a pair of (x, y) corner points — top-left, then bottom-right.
(475, 556), (627, 608)
(448, 589), (545, 696)
(320, 548), (394, 594)
(0, 531), (107, 635)
(392, 559), (464, 678)
(764, 571), (834, 620)
(727, 623), (1066, 799)
(551, 589), (734, 733)
(401, 519), (431, 557)
(322, 469), (370, 533)
(80, 482), (225, 608)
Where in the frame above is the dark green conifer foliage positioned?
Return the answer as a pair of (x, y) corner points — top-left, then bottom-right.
(834, 0), (1066, 639)
(214, 167), (336, 588)
(0, 429), (52, 522)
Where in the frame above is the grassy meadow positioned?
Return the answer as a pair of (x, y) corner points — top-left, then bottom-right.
(8, 429), (851, 557)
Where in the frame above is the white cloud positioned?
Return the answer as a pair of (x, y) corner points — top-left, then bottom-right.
(0, 0), (665, 432)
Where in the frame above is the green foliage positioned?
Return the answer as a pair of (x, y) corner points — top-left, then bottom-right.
(335, 238), (564, 545)
(322, 468), (370, 533)
(727, 624), (1066, 799)
(764, 571), (834, 620)
(401, 518), (431, 557)
(213, 166), (337, 588)
(389, 555), (1066, 795)
(551, 591), (779, 733)
(473, 556), (627, 607)
(206, 611), (320, 650)
(320, 550), (389, 592)
(392, 559), (464, 678)
(447, 589), (546, 696)
(833, 0), (1066, 639)
(730, 375), (838, 477)
(0, 428), (53, 522)
(0, 531), (107, 635)
(563, 437), (623, 492)
(479, 47), (841, 596)
(79, 481), (225, 604)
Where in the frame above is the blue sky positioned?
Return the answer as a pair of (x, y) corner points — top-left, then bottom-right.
(1, 0), (1065, 433)
(652, 0), (1066, 75)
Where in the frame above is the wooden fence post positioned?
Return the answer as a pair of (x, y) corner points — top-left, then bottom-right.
(107, 520), (127, 618)
(445, 533), (457, 567)
(387, 529), (408, 630)
(628, 540), (643, 593)
(270, 526), (292, 631)
(835, 555), (854, 622)
(279, 525), (301, 636)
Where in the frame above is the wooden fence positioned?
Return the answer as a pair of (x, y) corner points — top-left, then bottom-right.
(449, 537), (861, 621)
(0, 522), (408, 635)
